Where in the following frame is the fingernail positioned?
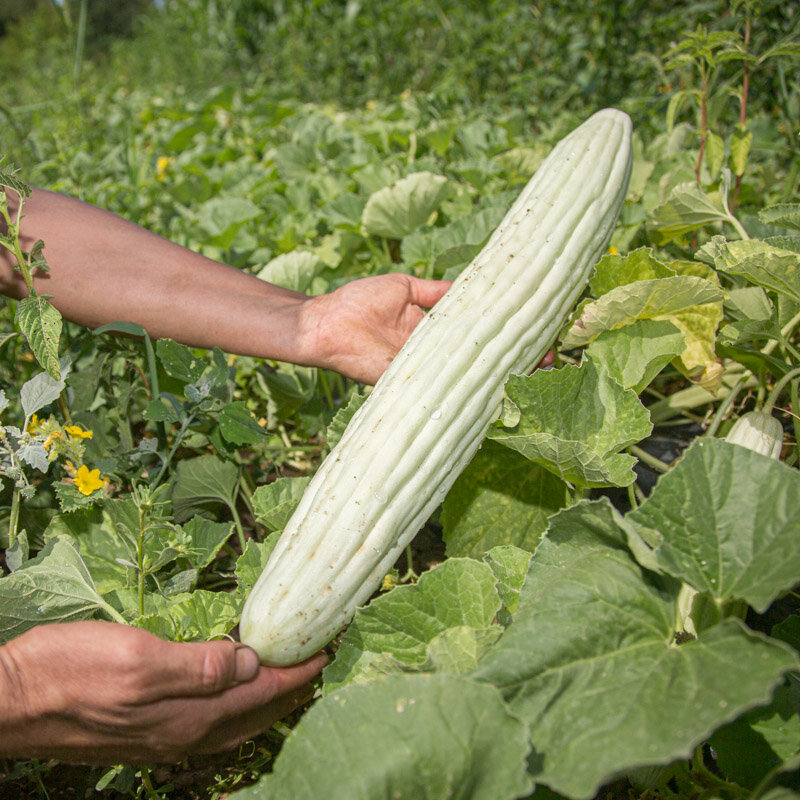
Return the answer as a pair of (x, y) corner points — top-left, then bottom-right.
(234, 645), (260, 682)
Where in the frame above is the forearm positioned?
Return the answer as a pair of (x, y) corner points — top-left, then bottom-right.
(0, 187), (319, 366)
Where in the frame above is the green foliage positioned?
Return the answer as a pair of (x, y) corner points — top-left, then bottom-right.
(1, 1), (800, 798)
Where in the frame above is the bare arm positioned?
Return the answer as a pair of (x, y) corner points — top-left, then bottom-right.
(0, 187), (450, 384)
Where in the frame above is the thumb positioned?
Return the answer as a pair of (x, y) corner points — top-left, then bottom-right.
(146, 638), (260, 700)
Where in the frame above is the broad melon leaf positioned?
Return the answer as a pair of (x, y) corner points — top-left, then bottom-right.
(710, 682), (800, 790)
(563, 274), (723, 383)
(231, 674), (532, 800)
(586, 319), (685, 393)
(251, 476), (310, 531)
(441, 440), (569, 558)
(194, 196), (261, 249)
(589, 247), (676, 297)
(471, 499), (798, 800)
(760, 204), (800, 233)
(171, 454), (239, 523)
(256, 250), (323, 293)
(323, 558), (502, 692)
(647, 182), (733, 244)
(696, 237), (800, 305)
(361, 171), (449, 239)
(487, 359), (652, 488)
(626, 438), (800, 613)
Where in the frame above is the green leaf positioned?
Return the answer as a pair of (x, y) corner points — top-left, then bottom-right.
(218, 401), (266, 446)
(705, 129), (725, 180)
(134, 589), (241, 641)
(759, 204), (800, 233)
(697, 237), (800, 305)
(323, 558), (502, 692)
(0, 538), (115, 643)
(564, 274), (723, 382)
(251, 477), (310, 531)
(648, 182), (733, 244)
(15, 296), (62, 380)
(171, 454), (239, 523)
(710, 681), (800, 789)
(53, 481), (103, 512)
(586, 319), (685, 393)
(441, 440), (568, 558)
(730, 123), (753, 177)
(325, 390), (367, 449)
(20, 367), (67, 418)
(482, 545), (532, 617)
(234, 534), (281, 595)
(487, 360), (653, 488)
(156, 339), (206, 383)
(256, 250), (324, 293)
(471, 499), (798, 800)
(183, 516), (233, 571)
(194, 196), (262, 249)
(589, 247), (676, 297)
(362, 172), (449, 239)
(231, 674), (532, 800)
(45, 502), (137, 594)
(626, 439), (800, 613)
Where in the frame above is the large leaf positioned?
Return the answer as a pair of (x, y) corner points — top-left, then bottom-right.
(0, 538), (116, 643)
(135, 589), (241, 641)
(487, 360), (652, 488)
(759, 204), (800, 233)
(15, 295), (62, 380)
(471, 499), (798, 799)
(589, 247), (676, 297)
(361, 171), (449, 238)
(251, 476), (310, 531)
(256, 250), (324, 292)
(194, 196), (262, 249)
(323, 558), (502, 692)
(697, 237), (800, 305)
(441, 440), (568, 558)
(648, 182), (734, 244)
(626, 438), (800, 613)
(563, 274), (723, 382)
(586, 318), (685, 393)
(171, 454), (239, 522)
(231, 674), (532, 800)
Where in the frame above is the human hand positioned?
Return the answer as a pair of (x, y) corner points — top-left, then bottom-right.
(0, 621), (326, 764)
(300, 273), (451, 384)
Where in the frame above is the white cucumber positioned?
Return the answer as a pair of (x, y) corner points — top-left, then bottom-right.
(240, 108), (633, 665)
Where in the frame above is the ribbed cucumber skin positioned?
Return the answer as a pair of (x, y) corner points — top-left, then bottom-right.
(240, 108), (633, 665)
(725, 411), (783, 460)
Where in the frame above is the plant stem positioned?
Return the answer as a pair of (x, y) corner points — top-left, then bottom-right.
(630, 444), (670, 473)
(228, 496), (247, 553)
(8, 486), (21, 549)
(732, 12), (751, 209)
(694, 65), (707, 184)
(137, 507), (146, 618)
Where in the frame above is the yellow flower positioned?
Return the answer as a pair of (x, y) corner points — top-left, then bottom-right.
(607, 246), (619, 255)
(156, 155), (172, 181)
(63, 460), (78, 478)
(74, 465), (104, 496)
(65, 425), (93, 439)
(43, 430), (64, 451)
(27, 414), (43, 434)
